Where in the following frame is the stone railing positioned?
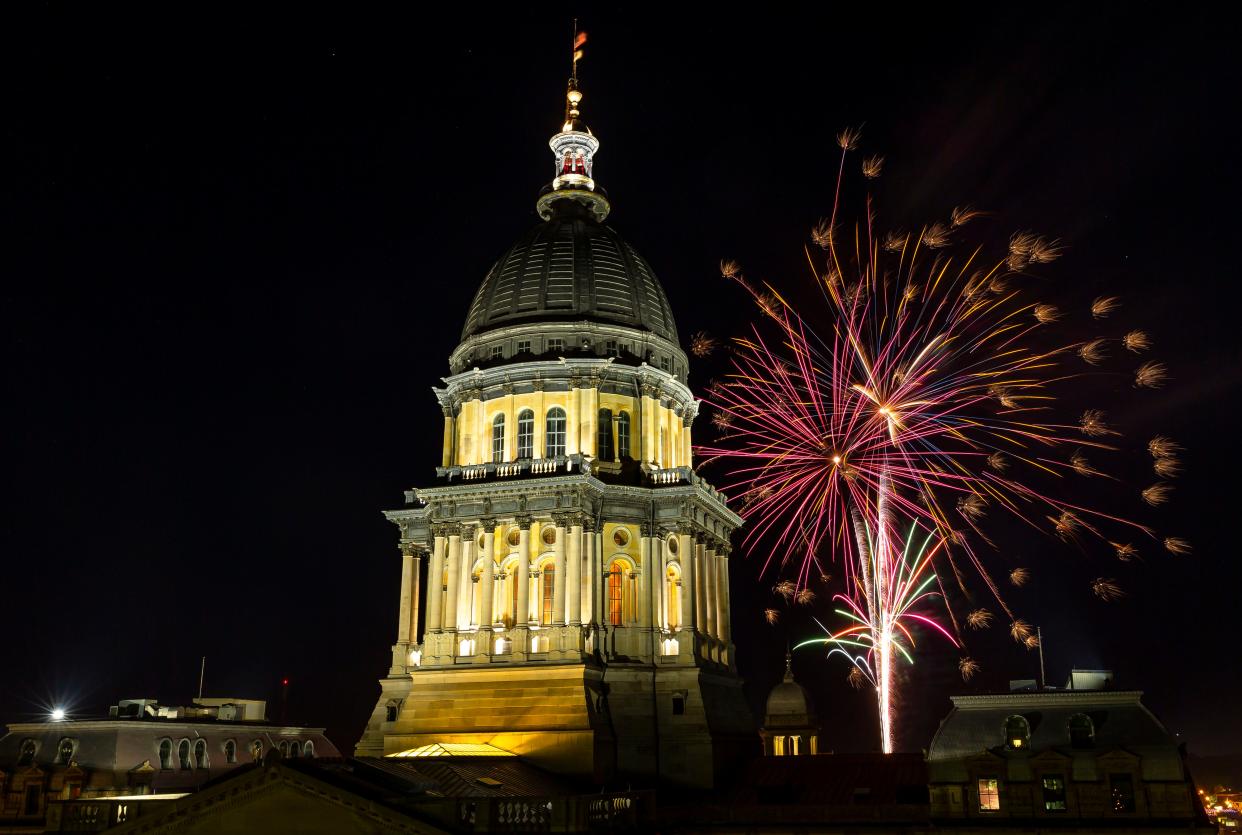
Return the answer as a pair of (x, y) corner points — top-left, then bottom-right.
(436, 454), (588, 483)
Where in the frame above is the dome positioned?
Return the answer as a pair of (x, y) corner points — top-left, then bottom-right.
(460, 200), (679, 343)
(764, 655), (818, 729)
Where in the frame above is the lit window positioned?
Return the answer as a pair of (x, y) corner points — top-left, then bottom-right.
(290, 741), (302, 758)
(57, 738), (76, 765)
(666, 564), (681, 628)
(250, 740), (263, 762)
(1042, 775), (1067, 812)
(194, 739), (208, 769)
(18, 739), (36, 766)
(489, 346), (503, 360)
(617, 411), (631, 459)
(507, 562), (520, 628)
(597, 408), (614, 460)
(1005, 715), (1030, 750)
(608, 561), (626, 626)
(613, 528), (629, 547)
(516, 410), (534, 459)
(224, 740), (237, 764)
(545, 408), (567, 457)
(1069, 713), (1094, 749)
(158, 739), (173, 769)
(1110, 773), (1136, 813)
(304, 741), (315, 758)
(492, 414), (505, 463)
(548, 338), (564, 353)
(541, 565), (555, 625)
(177, 739), (191, 770)
(516, 340), (531, 354)
(978, 778), (1001, 811)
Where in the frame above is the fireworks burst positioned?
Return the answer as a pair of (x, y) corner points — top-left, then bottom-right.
(1134, 361), (1169, 389)
(796, 588), (817, 605)
(1141, 483), (1172, 506)
(966, 609), (993, 629)
(1164, 537), (1192, 555)
(1148, 435), (1182, 458)
(764, 608), (781, 625)
(701, 130), (1185, 753)
(959, 657), (980, 680)
(1154, 457), (1182, 478)
(862, 155), (885, 179)
(950, 205), (984, 227)
(1091, 578), (1125, 601)
(1113, 542), (1138, 561)
(690, 331), (718, 358)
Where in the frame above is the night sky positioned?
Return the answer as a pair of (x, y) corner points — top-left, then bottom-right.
(4, 8), (1240, 759)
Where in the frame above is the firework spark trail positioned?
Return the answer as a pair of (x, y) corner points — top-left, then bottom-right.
(700, 133), (1189, 752)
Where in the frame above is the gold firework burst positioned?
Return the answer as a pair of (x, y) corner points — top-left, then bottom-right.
(1034, 304), (1062, 324)
(1112, 542), (1137, 561)
(1010, 619), (1033, 642)
(711, 411), (734, 431)
(1141, 483), (1172, 506)
(1024, 634), (1041, 650)
(836, 126), (861, 151)
(1053, 511), (1080, 541)
(796, 588), (816, 605)
(764, 608), (780, 625)
(959, 658), (981, 681)
(987, 451), (1010, 472)
(966, 608), (994, 629)
(774, 580), (796, 600)
(1070, 451), (1097, 477)
(811, 218), (836, 249)
(1135, 361), (1168, 389)
(1122, 329), (1151, 352)
(1091, 578), (1125, 601)
(882, 231), (906, 253)
(1078, 338), (1108, 365)
(720, 259), (741, 280)
(847, 666), (866, 689)
(1009, 568), (1030, 587)
(862, 155), (884, 178)
(1148, 435), (1182, 458)
(690, 331), (718, 358)
(1153, 457), (1182, 478)
(1091, 296), (1121, 318)
(950, 205), (984, 227)
(1164, 537), (1192, 555)
(920, 222), (951, 249)
(957, 494), (987, 521)
(1079, 409), (1110, 437)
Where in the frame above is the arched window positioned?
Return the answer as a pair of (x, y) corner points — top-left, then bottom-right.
(506, 560), (520, 628)
(666, 564), (681, 629)
(471, 565), (484, 627)
(177, 739), (191, 769)
(250, 740), (264, 762)
(224, 739), (237, 764)
(492, 414), (505, 463)
(278, 741), (290, 758)
(516, 410), (534, 459)
(1005, 715), (1030, 750)
(608, 561), (627, 626)
(193, 739), (208, 769)
(57, 738), (76, 765)
(18, 739), (36, 766)
(290, 741), (302, 758)
(304, 741), (315, 759)
(1069, 714), (1094, 749)
(597, 409), (614, 460)
(545, 408), (566, 457)
(617, 412), (631, 459)
(158, 739), (173, 770)
(541, 564), (555, 625)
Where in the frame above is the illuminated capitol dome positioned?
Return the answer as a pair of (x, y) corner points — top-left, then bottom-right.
(356, 63), (752, 790)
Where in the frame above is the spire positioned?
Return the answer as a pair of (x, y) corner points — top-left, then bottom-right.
(537, 23), (611, 223)
(784, 649), (795, 682)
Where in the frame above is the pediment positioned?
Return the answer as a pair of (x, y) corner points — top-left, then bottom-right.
(129, 759), (157, 774)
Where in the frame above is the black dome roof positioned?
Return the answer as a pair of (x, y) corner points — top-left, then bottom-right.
(461, 201), (679, 342)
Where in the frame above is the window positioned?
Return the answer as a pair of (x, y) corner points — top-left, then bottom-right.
(978, 778), (1001, 812)
(489, 345), (503, 360)
(541, 565), (555, 626)
(492, 414), (505, 463)
(24, 785), (40, 816)
(57, 738), (76, 765)
(1042, 775), (1067, 812)
(194, 739), (208, 769)
(509, 562), (521, 628)
(605, 339), (617, 356)
(1069, 713), (1094, 749)
(612, 528), (629, 547)
(516, 340), (531, 354)
(158, 739), (173, 769)
(1004, 715), (1030, 750)
(18, 739), (36, 766)
(666, 564), (681, 628)
(177, 739), (191, 770)
(659, 356), (670, 371)
(290, 741), (302, 758)
(672, 695), (685, 715)
(251, 740), (263, 762)
(517, 410), (534, 459)
(597, 408), (614, 460)
(608, 561), (625, 626)
(304, 741), (315, 758)
(545, 408), (566, 457)
(541, 526), (556, 545)
(385, 703), (398, 722)
(548, 338), (564, 353)
(224, 739), (237, 764)
(1110, 773), (1136, 813)
(278, 741), (290, 758)
(617, 411), (631, 458)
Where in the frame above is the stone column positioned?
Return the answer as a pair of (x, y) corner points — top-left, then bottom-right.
(701, 537), (717, 639)
(654, 534), (667, 629)
(567, 517), (583, 625)
(458, 531), (475, 630)
(584, 518), (597, 625)
(718, 545), (732, 649)
(552, 515), (567, 625)
(516, 516), (532, 625)
(441, 406), (455, 467)
(409, 548), (423, 644)
(397, 543), (415, 645)
(479, 518), (495, 631)
(594, 523), (605, 626)
(679, 527), (696, 632)
(639, 523), (654, 629)
(681, 414), (693, 468)
(426, 527), (446, 634)
(695, 539), (705, 628)
(443, 524), (462, 632)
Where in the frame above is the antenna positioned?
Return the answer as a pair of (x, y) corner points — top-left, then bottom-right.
(1036, 626), (1046, 689)
(198, 656), (206, 701)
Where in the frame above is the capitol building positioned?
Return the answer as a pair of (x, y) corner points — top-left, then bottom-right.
(354, 73), (753, 789)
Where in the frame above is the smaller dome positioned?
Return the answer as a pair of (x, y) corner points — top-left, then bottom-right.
(764, 654), (818, 728)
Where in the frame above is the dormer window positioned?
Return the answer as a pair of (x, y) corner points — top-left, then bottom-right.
(18, 739), (36, 766)
(1004, 715), (1030, 750)
(56, 738), (76, 765)
(1069, 713), (1094, 749)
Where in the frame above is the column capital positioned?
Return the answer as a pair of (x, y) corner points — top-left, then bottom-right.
(479, 517), (498, 531)
(640, 520), (658, 537)
(551, 512), (573, 529)
(399, 542), (418, 557)
(431, 523), (450, 539)
(443, 522), (463, 538)
(515, 514), (533, 531)
(677, 521), (696, 536)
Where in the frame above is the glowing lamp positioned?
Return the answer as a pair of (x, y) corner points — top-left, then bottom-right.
(51, 708), (66, 721)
